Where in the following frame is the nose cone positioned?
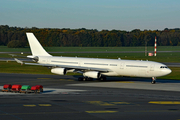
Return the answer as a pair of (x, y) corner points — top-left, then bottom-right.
(162, 68), (172, 75)
(168, 68), (172, 74)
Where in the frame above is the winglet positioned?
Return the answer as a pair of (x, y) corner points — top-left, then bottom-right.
(26, 33), (52, 56)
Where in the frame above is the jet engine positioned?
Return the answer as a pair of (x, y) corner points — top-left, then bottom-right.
(83, 71), (101, 79)
(51, 68), (67, 75)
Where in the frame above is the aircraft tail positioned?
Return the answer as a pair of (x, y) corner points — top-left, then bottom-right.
(26, 33), (51, 56)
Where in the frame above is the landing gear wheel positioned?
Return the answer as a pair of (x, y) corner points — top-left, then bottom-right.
(151, 77), (156, 84)
(151, 80), (156, 84)
(83, 77), (88, 81)
(98, 76), (106, 81)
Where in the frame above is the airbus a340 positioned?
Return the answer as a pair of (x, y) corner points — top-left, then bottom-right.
(15, 33), (172, 84)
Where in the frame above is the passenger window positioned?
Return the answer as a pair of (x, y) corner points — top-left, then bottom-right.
(160, 66), (168, 68)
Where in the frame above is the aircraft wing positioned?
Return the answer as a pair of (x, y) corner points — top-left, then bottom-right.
(25, 63), (111, 72)
(15, 58), (111, 72)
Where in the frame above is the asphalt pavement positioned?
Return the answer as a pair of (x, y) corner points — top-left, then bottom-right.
(0, 73), (180, 120)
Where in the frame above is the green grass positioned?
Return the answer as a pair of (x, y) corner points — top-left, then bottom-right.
(1, 52), (180, 63)
(1, 46), (180, 62)
(0, 61), (52, 74)
(0, 46), (31, 52)
(51, 52), (180, 63)
(1, 46), (180, 63)
(0, 61), (80, 76)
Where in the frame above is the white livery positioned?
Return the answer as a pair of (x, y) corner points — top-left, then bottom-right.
(16, 33), (172, 84)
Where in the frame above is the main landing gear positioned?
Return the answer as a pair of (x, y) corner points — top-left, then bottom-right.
(78, 76), (106, 81)
(98, 76), (106, 81)
(151, 77), (156, 84)
(78, 77), (93, 81)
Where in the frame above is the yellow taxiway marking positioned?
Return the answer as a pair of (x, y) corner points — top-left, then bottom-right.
(0, 111), (81, 115)
(23, 105), (36, 107)
(86, 101), (131, 106)
(38, 104), (52, 106)
(86, 110), (118, 113)
(86, 101), (114, 106)
(149, 101), (180, 104)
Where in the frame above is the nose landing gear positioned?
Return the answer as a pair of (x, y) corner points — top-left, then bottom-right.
(151, 77), (156, 84)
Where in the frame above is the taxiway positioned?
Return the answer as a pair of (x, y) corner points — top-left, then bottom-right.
(0, 73), (180, 120)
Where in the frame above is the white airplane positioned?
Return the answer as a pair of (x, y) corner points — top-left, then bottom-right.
(15, 33), (172, 84)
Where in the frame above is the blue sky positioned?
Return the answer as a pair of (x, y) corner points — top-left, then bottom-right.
(0, 0), (179, 31)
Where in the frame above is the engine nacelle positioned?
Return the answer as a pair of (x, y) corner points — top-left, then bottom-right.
(51, 68), (67, 75)
(83, 71), (101, 79)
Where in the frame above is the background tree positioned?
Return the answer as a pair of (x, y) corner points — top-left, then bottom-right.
(0, 25), (180, 47)
(7, 40), (26, 48)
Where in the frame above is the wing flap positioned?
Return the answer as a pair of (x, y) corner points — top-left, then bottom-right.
(14, 58), (23, 64)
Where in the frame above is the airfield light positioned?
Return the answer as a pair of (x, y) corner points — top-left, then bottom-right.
(154, 37), (157, 56)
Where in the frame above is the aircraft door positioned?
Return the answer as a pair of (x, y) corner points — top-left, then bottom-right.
(150, 64), (154, 71)
(120, 62), (124, 69)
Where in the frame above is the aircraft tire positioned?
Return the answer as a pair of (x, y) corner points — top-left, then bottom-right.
(83, 77), (87, 81)
(151, 77), (156, 84)
(98, 77), (106, 81)
(151, 80), (156, 84)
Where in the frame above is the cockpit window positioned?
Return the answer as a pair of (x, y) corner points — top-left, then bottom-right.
(160, 66), (168, 68)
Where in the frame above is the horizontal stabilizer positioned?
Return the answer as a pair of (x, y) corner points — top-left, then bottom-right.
(14, 58), (23, 65)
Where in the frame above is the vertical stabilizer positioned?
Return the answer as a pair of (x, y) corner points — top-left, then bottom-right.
(26, 33), (51, 56)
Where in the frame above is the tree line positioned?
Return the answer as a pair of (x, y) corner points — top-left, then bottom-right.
(0, 25), (180, 48)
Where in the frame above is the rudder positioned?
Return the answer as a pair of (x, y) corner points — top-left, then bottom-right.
(26, 33), (51, 56)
